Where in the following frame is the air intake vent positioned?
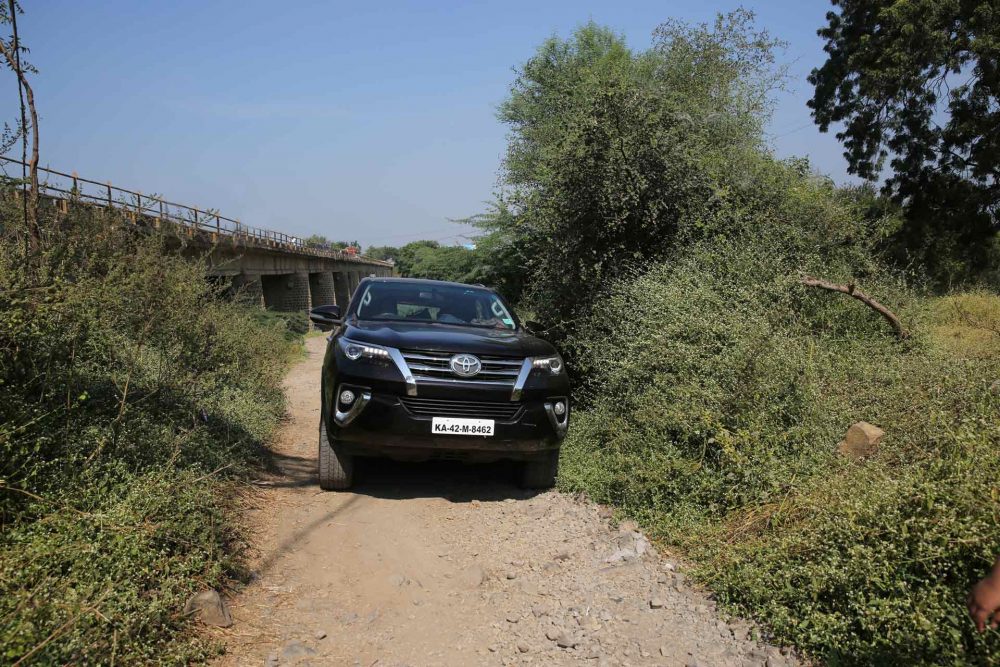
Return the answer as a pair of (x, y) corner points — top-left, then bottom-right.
(400, 397), (524, 421)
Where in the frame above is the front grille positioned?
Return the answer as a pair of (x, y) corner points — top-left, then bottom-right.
(400, 349), (524, 386)
(400, 396), (524, 421)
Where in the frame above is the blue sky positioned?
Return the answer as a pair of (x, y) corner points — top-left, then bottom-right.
(5, 0), (853, 248)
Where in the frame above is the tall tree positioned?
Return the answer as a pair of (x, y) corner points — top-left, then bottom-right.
(809, 0), (1000, 282)
(487, 12), (784, 339)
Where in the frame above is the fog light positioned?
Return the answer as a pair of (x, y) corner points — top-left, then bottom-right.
(339, 389), (356, 405)
(554, 400), (566, 416)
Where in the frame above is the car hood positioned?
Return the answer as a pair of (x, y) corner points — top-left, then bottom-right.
(342, 320), (556, 358)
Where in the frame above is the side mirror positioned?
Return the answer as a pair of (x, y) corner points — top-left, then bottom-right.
(309, 304), (342, 331)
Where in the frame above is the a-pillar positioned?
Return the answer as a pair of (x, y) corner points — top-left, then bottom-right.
(309, 271), (336, 308)
(231, 273), (264, 308)
(333, 272), (351, 308)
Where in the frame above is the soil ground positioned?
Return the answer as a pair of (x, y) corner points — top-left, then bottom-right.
(215, 335), (800, 667)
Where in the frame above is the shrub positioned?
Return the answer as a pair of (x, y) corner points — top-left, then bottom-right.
(559, 239), (1000, 664)
(0, 194), (299, 664)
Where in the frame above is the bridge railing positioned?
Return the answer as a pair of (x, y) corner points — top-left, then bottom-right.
(0, 156), (388, 264)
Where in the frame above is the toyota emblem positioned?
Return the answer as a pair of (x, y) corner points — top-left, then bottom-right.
(449, 353), (482, 378)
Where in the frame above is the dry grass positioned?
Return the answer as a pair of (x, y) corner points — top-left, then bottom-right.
(929, 291), (1000, 359)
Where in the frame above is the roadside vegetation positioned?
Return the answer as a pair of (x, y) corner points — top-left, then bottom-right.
(0, 194), (301, 663)
(468, 9), (1000, 666)
(366, 240), (482, 283)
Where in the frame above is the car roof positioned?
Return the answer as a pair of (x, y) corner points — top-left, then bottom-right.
(362, 277), (491, 291)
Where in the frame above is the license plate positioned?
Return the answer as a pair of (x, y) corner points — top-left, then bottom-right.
(431, 417), (495, 436)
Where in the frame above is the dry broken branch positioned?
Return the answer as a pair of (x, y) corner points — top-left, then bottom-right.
(800, 274), (909, 339)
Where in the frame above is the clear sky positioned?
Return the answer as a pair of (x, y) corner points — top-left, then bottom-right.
(4, 0), (854, 248)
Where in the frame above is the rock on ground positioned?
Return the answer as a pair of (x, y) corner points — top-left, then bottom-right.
(837, 420), (885, 458)
(184, 589), (232, 628)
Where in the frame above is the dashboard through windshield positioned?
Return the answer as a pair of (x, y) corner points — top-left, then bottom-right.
(354, 282), (517, 331)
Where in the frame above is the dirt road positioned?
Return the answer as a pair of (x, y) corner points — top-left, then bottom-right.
(218, 335), (798, 667)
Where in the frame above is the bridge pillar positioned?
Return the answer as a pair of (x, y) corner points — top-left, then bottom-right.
(309, 271), (336, 308)
(333, 272), (350, 308)
(231, 273), (264, 307)
(260, 272), (311, 314)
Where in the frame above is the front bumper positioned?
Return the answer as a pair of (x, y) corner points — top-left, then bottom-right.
(329, 390), (567, 462)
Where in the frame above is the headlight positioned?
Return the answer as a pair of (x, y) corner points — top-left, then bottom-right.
(532, 355), (564, 375)
(338, 337), (390, 361)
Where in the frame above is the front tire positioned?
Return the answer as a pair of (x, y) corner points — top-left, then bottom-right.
(319, 418), (353, 490)
(520, 450), (559, 489)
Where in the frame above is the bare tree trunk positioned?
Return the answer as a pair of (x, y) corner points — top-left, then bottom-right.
(800, 274), (909, 340)
(1, 3), (40, 254)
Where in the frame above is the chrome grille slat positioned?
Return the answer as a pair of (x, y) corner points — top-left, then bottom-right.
(400, 353), (451, 362)
(406, 362), (451, 372)
(405, 364), (519, 377)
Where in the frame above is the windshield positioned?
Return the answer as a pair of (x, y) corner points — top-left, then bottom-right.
(354, 282), (517, 330)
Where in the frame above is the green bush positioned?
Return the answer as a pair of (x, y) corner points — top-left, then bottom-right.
(253, 308), (311, 340)
(0, 196), (299, 664)
(559, 237), (1000, 664)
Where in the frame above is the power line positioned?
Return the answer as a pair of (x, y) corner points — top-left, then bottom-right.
(769, 121), (814, 139)
(373, 225), (479, 242)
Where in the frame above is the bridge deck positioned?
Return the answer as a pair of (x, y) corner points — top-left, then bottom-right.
(0, 155), (391, 267)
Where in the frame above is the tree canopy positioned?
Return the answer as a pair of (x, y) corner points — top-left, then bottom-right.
(475, 12), (787, 338)
(809, 0), (1000, 283)
(304, 235), (358, 250)
(366, 240), (480, 283)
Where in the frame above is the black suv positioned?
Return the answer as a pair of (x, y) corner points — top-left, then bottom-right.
(309, 278), (569, 490)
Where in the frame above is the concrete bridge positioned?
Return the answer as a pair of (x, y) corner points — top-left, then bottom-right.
(204, 240), (392, 315)
(9, 157), (393, 316)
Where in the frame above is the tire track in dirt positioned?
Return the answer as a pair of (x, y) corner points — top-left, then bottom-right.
(216, 335), (799, 667)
